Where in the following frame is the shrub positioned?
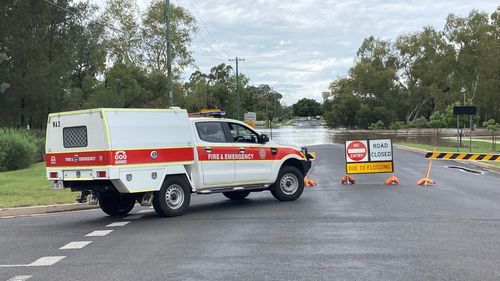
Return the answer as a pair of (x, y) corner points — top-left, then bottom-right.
(0, 128), (41, 171)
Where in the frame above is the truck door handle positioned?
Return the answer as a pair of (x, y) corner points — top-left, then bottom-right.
(203, 147), (213, 152)
(238, 147), (246, 153)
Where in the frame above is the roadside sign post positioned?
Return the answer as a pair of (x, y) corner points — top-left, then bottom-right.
(344, 139), (397, 185)
(453, 106), (476, 152)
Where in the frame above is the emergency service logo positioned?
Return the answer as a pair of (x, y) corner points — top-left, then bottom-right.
(114, 151), (128, 165)
(259, 149), (266, 160)
(50, 156), (57, 165)
(73, 154), (79, 163)
(150, 151), (158, 159)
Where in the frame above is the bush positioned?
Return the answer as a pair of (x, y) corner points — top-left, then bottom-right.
(0, 128), (42, 171)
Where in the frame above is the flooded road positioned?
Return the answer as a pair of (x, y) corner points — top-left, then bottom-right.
(259, 125), (456, 147)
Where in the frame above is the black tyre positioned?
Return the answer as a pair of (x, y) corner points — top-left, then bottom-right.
(270, 166), (304, 201)
(153, 175), (191, 217)
(223, 191), (250, 201)
(99, 194), (135, 216)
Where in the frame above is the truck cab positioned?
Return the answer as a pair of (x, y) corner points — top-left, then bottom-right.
(45, 108), (314, 217)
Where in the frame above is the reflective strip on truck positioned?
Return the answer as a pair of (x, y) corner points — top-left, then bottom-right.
(45, 147), (194, 167)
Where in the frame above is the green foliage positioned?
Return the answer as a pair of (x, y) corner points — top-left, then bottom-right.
(323, 7), (500, 128)
(428, 111), (449, 129)
(293, 98), (322, 117)
(0, 129), (40, 171)
(389, 121), (404, 133)
(368, 120), (385, 131)
(482, 119), (499, 151)
(412, 117), (428, 129)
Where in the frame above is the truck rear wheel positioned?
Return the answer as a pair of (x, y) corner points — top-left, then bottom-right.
(270, 166), (304, 201)
(223, 191), (250, 201)
(153, 175), (191, 217)
(99, 194), (135, 216)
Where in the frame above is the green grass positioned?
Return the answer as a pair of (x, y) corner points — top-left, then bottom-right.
(0, 162), (76, 208)
(398, 140), (500, 167)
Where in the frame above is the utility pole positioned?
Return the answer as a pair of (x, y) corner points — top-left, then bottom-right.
(229, 57), (245, 120)
(165, 0), (173, 107)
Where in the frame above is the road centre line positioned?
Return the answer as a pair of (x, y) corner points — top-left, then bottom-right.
(123, 214), (144, 220)
(0, 256), (65, 268)
(59, 241), (92, 250)
(29, 256), (66, 267)
(6, 275), (32, 281)
(106, 221), (130, 227)
(85, 230), (113, 237)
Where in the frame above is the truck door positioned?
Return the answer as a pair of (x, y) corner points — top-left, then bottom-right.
(226, 122), (273, 184)
(195, 121), (235, 187)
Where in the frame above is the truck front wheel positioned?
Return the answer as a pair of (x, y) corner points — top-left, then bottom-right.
(153, 175), (191, 217)
(270, 166), (304, 201)
(99, 194), (135, 216)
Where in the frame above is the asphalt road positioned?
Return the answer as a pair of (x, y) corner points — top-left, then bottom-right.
(1, 144), (499, 281)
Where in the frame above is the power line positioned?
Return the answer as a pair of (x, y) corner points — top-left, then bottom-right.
(172, 0), (227, 61)
(42, 0), (71, 12)
(184, 0), (232, 58)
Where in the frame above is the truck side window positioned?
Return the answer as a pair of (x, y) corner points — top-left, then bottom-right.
(227, 123), (259, 143)
(196, 122), (227, 143)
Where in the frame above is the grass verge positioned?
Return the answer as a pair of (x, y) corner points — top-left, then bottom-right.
(398, 140), (500, 168)
(0, 162), (76, 208)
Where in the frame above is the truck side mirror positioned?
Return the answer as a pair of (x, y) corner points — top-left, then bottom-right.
(260, 134), (269, 143)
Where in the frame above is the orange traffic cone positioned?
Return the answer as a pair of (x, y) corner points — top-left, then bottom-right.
(385, 175), (400, 185)
(417, 178), (435, 186)
(341, 175), (355, 185)
(304, 175), (316, 187)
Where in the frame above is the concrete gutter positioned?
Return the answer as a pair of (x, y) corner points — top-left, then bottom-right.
(0, 203), (99, 218)
(395, 144), (500, 174)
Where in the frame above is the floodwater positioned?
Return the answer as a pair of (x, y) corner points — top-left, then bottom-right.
(258, 125), (457, 147)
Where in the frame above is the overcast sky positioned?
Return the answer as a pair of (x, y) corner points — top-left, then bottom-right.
(94, 0), (497, 105)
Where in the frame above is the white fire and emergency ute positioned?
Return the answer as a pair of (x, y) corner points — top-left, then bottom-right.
(46, 108), (314, 217)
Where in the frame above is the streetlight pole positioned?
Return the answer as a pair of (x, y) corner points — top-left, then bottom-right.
(165, 0), (173, 107)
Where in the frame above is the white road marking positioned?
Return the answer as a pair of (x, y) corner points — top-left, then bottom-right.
(29, 256), (65, 267)
(6, 275), (32, 281)
(137, 209), (152, 214)
(0, 256), (65, 268)
(59, 241), (92, 250)
(123, 214), (144, 220)
(85, 230), (113, 237)
(106, 221), (130, 227)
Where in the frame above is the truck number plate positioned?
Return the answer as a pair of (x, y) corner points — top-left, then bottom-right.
(51, 180), (64, 190)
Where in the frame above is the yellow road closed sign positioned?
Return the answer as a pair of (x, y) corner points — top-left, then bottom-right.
(346, 161), (393, 174)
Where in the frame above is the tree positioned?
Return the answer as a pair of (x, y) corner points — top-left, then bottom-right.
(368, 120), (385, 132)
(428, 111), (450, 145)
(141, 0), (197, 74)
(389, 121), (404, 135)
(101, 0), (143, 65)
(482, 119), (499, 151)
(293, 98), (322, 117)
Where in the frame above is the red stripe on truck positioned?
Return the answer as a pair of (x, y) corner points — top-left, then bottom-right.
(196, 146), (304, 161)
(45, 147), (194, 167)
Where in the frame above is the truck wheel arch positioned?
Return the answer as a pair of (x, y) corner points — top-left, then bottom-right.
(280, 158), (305, 176)
(161, 165), (195, 192)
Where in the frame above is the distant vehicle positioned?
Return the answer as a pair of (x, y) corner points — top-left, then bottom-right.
(45, 108), (315, 217)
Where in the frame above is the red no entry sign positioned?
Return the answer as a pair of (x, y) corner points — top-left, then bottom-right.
(346, 141), (368, 162)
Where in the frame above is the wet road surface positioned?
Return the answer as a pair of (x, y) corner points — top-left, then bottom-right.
(1, 144), (499, 281)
